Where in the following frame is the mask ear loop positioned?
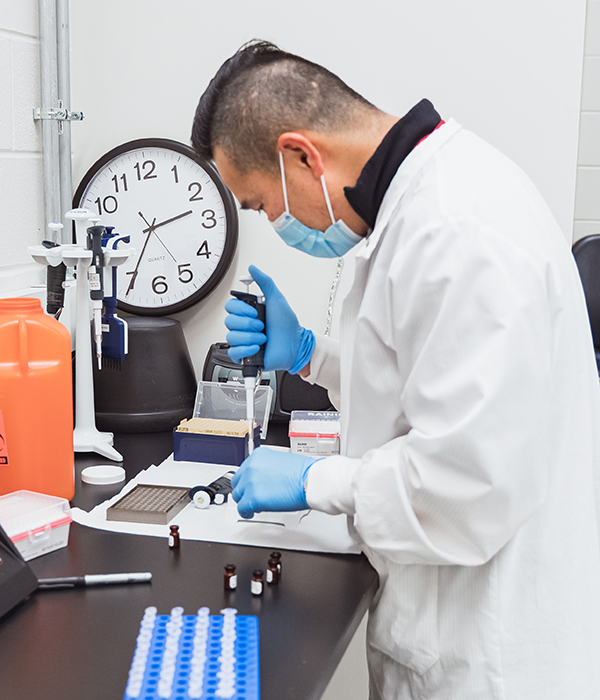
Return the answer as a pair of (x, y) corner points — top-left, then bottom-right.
(278, 151), (290, 214)
(320, 175), (336, 226)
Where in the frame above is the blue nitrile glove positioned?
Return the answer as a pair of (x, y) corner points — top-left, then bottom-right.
(224, 265), (315, 373)
(230, 447), (321, 519)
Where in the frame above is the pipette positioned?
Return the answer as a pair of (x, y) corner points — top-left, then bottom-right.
(43, 222), (66, 317)
(101, 227), (130, 368)
(87, 225), (105, 369)
(230, 275), (266, 456)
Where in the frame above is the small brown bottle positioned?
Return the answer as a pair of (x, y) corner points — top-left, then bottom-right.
(271, 551), (282, 578)
(168, 524), (180, 549)
(251, 569), (264, 596)
(266, 558), (279, 585)
(224, 564), (237, 591)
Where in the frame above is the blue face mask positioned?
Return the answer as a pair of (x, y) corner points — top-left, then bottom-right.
(271, 151), (362, 258)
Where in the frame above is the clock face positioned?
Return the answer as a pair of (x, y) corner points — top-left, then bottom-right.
(74, 139), (238, 315)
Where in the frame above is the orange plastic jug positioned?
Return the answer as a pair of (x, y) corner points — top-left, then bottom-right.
(0, 298), (74, 500)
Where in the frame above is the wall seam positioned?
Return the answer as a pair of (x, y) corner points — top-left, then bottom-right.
(0, 28), (38, 43)
(0, 150), (43, 157)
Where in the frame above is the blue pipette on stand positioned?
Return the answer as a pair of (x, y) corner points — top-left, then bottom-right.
(101, 227), (130, 368)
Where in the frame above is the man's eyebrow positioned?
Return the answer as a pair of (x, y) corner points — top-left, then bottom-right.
(239, 200), (253, 210)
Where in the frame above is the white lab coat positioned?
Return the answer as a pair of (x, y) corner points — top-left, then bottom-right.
(304, 120), (600, 699)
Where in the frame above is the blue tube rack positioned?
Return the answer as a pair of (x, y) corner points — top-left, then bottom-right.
(123, 608), (259, 700)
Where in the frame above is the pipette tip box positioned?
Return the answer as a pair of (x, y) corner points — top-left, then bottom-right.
(289, 411), (341, 457)
(173, 423), (261, 466)
(0, 490), (72, 561)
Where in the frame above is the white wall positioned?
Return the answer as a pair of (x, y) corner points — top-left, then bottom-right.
(68, 0), (587, 374)
(575, 0), (600, 243)
(0, 0), (45, 295)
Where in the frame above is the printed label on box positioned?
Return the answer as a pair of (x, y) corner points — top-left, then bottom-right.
(0, 410), (8, 466)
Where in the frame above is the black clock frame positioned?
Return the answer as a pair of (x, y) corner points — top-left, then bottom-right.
(73, 138), (239, 316)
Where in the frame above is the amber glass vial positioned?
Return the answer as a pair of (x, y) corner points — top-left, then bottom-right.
(224, 564), (237, 590)
(266, 558), (279, 585)
(271, 551), (282, 577)
(251, 569), (264, 596)
(169, 524), (180, 548)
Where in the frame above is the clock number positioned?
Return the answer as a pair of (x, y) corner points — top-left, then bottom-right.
(94, 195), (118, 215)
(134, 160), (157, 180)
(178, 263), (193, 284)
(152, 276), (168, 295)
(125, 269), (138, 294)
(196, 240), (211, 258)
(201, 210), (217, 229)
(171, 165), (179, 184)
(111, 173), (128, 193)
(188, 182), (203, 201)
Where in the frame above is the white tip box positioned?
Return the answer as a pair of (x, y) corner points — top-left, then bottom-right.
(288, 410), (341, 457)
(0, 490), (72, 561)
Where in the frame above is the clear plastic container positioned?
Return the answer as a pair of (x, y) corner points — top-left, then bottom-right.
(193, 381), (273, 440)
(0, 490), (72, 561)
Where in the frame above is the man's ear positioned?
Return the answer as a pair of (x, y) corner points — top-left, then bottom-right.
(277, 132), (324, 180)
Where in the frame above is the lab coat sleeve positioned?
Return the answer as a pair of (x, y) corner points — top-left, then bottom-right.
(306, 217), (553, 566)
(302, 333), (341, 410)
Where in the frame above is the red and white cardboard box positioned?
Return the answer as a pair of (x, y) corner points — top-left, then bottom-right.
(288, 411), (341, 457)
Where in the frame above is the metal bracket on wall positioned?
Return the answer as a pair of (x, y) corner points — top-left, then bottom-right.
(33, 102), (84, 134)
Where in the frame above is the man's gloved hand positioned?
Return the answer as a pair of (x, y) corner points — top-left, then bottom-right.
(230, 447), (321, 519)
(224, 265), (315, 373)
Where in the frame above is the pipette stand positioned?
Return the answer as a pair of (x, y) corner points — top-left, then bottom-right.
(29, 212), (134, 461)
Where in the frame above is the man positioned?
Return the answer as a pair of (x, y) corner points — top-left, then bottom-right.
(192, 41), (600, 699)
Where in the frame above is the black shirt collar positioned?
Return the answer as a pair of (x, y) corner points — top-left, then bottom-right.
(344, 99), (442, 230)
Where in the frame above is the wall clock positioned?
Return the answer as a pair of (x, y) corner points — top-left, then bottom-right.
(73, 138), (238, 316)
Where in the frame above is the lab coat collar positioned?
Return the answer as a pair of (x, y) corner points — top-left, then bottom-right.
(356, 119), (463, 261)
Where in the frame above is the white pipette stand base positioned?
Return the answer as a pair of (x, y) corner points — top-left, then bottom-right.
(29, 213), (133, 463)
(73, 426), (122, 461)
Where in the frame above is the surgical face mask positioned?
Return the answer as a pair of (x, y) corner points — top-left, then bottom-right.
(271, 151), (362, 258)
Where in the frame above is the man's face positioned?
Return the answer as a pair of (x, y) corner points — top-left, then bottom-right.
(213, 147), (338, 233)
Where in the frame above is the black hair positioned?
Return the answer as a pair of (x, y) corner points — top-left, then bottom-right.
(191, 40), (379, 175)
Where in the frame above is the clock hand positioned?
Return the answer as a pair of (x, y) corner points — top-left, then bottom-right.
(126, 215), (156, 295)
(141, 210), (193, 234)
(138, 211), (177, 264)
(150, 231), (178, 263)
(138, 211), (154, 230)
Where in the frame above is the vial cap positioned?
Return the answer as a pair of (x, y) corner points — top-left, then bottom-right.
(253, 569), (264, 577)
(81, 465), (126, 485)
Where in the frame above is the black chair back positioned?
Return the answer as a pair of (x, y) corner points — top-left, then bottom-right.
(572, 234), (600, 371)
